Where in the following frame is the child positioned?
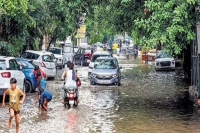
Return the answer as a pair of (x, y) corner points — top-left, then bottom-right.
(40, 90), (53, 111)
(37, 73), (47, 107)
(2, 78), (26, 133)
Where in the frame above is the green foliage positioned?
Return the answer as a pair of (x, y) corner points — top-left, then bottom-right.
(134, 0), (199, 54)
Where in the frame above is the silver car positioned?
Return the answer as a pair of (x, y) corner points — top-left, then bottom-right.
(90, 57), (122, 86)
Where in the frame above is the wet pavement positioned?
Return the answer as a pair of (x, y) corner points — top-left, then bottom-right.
(0, 56), (200, 133)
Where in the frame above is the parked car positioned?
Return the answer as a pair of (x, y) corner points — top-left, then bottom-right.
(155, 52), (175, 71)
(90, 57), (122, 86)
(88, 51), (112, 78)
(73, 47), (94, 66)
(16, 58), (37, 93)
(0, 56), (26, 95)
(48, 47), (65, 69)
(21, 50), (57, 79)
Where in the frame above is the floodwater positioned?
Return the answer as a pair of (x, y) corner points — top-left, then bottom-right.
(0, 61), (200, 133)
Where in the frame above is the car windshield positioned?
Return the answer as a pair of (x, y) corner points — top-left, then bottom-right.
(42, 55), (53, 62)
(156, 53), (168, 58)
(94, 59), (117, 69)
(0, 60), (6, 70)
(91, 55), (110, 62)
(49, 48), (61, 55)
(17, 60), (34, 69)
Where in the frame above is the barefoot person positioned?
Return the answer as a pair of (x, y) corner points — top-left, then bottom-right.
(2, 78), (26, 133)
(40, 90), (53, 111)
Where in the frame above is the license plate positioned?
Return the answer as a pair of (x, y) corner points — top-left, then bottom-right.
(69, 100), (74, 105)
(148, 57), (152, 60)
(98, 80), (110, 84)
(70, 94), (74, 98)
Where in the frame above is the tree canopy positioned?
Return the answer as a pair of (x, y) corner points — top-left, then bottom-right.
(0, 0), (200, 55)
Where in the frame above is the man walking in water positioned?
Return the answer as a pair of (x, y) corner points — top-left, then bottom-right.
(2, 78), (26, 133)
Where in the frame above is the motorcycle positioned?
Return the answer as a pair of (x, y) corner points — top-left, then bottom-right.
(62, 76), (81, 109)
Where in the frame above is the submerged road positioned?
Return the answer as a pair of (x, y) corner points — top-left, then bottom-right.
(0, 56), (200, 133)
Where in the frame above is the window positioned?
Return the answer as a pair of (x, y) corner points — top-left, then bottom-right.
(91, 55), (110, 62)
(49, 48), (61, 55)
(42, 55), (53, 62)
(94, 59), (117, 69)
(31, 54), (39, 59)
(9, 60), (19, 70)
(0, 60), (6, 70)
(17, 60), (34, 69)
(26, 52), (33, 59)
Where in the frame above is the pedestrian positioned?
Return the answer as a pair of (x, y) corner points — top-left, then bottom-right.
(40, 90), (53, 112)
(119, 40), (122, 52)
(134, 47), (138, 60)
(117, 47), (120, 56)
(36, 72), (47, 108)
(126, 47), (130, 61)
(33, 65), (46, 80)
(2, 78), (26, 133)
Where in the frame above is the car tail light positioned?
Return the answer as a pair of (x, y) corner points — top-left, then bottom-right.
(1, 72), (11, 78)
(40, 62), (46, 68)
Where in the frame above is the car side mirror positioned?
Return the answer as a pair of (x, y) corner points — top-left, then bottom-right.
(119, 66), (122, 69)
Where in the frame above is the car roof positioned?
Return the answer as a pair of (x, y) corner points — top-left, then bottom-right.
(25, 50), (53, 55)
(0, 56), (15, 60)
(49, 47), (62, 50)
(93, 51), (110, 55)
(96, 57), (117, 60)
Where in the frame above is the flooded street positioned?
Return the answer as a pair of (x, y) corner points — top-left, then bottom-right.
(1, 58), (200, 133)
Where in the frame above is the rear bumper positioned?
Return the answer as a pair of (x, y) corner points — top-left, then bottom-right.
(155, 66), (175, 70)
(41, 68), (57, 77)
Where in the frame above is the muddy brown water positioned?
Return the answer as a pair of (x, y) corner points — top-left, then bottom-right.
(0, 65), (199, 133)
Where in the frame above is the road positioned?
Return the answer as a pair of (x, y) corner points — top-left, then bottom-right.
(0, 56), (200, 133)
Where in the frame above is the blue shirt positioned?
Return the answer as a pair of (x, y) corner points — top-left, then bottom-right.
(40, 78), (46, 92)
(41, 91), (53, 106)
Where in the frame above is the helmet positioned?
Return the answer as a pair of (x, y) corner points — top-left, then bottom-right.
(34, 65), (39, 71)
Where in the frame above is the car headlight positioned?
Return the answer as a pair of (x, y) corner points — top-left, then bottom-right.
(92, 73), (97, 77)
(112, 74), (118, 77)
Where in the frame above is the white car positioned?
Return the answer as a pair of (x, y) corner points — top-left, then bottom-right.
(155, 53), (175, 70)
(88, 51), (112, 78)
(48, 47), (66, 69)
(21, 50), (57, 79)
(0, 56), (26, 95)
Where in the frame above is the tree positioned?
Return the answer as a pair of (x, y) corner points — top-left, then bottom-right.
(134, 0), (200, 54)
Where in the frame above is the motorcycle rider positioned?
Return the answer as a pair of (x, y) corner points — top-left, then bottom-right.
(61, 61), (79, 105)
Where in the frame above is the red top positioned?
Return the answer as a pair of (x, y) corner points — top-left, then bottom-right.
(33, 69), (46, 78)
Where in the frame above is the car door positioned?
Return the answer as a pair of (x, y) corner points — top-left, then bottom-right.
(9, 59), (25, 89)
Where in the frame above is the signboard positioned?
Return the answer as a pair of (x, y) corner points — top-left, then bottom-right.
(197, 24), (200, 54)
(76, 25), (86, 39)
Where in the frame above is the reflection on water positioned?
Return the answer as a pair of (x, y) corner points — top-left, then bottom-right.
(114, 69), (200, 133)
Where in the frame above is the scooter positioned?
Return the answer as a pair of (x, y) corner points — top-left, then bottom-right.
(62, 77), (81, 109)
(63, 86), (78, 108)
